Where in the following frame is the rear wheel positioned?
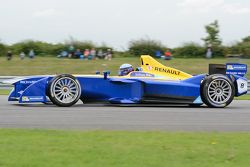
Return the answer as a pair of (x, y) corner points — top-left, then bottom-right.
(201, 74), (235, 108)
(48, 74), (81, 107)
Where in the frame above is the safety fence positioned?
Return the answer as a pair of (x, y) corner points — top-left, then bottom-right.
(1, 76), (250, 94)
(0, 76), (16, 89)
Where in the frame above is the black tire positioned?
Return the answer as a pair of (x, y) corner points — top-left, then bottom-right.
(201, 74), (235, 108)
(48, 74), (81, 107)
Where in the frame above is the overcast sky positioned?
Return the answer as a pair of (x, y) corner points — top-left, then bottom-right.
(0, 0), (250, 50)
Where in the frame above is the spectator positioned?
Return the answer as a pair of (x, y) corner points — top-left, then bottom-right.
(20, 52), (25, 60)
(105, 49), (112, 60)
(74, 49), (82, 59)
(6, 51), (12, 61)
(90, 48), (96, 60)
(62, 51), (68, 57)
(57, 51), (68, 58)
(155, 50), (162, 58)
(206, 45), (212, 59)
(97, 49), (103, 59)
(29, 49), (35, 59)
(163, 49), (172, 60)
(68, 45), (75, 58)
(103, 51), (107, 59)
(84, 49), (90, 60)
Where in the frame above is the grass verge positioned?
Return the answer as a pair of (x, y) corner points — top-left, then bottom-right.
(0, 129), (250, 167)
(235, 94), (250, 100)
(0, 89), (11, 95)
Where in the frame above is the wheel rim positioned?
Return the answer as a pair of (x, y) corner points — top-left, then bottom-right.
(51, 77), (80, 104)
(207, 78), (232, 104)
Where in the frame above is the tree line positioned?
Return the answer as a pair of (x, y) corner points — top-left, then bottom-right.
(0, 39), (111, 57)
(129, 20), (250, 58)
(0, 20), (249, 58)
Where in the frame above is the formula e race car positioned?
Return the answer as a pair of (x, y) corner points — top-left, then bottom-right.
(3, 55), (248, 108)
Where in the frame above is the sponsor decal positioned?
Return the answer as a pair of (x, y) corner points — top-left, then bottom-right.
(234, 66), (247, 70)
(226, 72), (246, 75)
(227, 65), (246, 70)
(154, 67), (180, 75)
(147, 66), (153, 70)
(241, 83), (245, 89)
(22, 96), (29, 102)
(20, 80), (37, 84)
(145, 65), (181, 75)
(28, 97), (44, 101)
(227, 65), (234, 70)
(237, 78), (247, 94)
(22, 96), (44, 102)
(130, 72), (154, 77)
(226, 64), (247, 77)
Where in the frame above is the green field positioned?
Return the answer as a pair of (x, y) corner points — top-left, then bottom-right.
(235, 94), (250, 100)
(0, 129), (250, 167)
(0, 56), (249, 78)
(0, 89), (11, 95)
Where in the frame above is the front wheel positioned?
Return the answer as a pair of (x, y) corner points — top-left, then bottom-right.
(201, 74), (235, 108)
(48, 74), (81, 107)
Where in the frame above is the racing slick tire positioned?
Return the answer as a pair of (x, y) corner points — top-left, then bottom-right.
(48, 74), (81, 107)
(201, 74), (235, 108)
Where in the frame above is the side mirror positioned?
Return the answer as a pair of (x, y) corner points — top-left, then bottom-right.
(103, 71), (111, 79)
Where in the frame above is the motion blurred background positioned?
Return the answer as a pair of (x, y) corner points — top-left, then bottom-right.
(0, 0), (249, 80)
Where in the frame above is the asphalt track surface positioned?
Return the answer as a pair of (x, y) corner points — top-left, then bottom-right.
(0, 95), (250, 131)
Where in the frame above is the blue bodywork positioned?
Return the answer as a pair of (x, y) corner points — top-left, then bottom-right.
(6, 63), (248, 105)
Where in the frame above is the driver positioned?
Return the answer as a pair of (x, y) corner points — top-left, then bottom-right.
(118, 64), (134, 76)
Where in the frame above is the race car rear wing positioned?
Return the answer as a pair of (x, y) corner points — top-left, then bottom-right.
(226, 63), (247, 77)
(209, 63), (247, 77)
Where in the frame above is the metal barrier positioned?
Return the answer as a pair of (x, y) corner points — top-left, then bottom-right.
(1, 76), (250, 94)
(248, 80), (250, 94)
(0, 76), (16, 89)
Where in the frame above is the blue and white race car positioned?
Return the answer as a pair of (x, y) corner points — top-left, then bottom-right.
(3, 55), (248, 108)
